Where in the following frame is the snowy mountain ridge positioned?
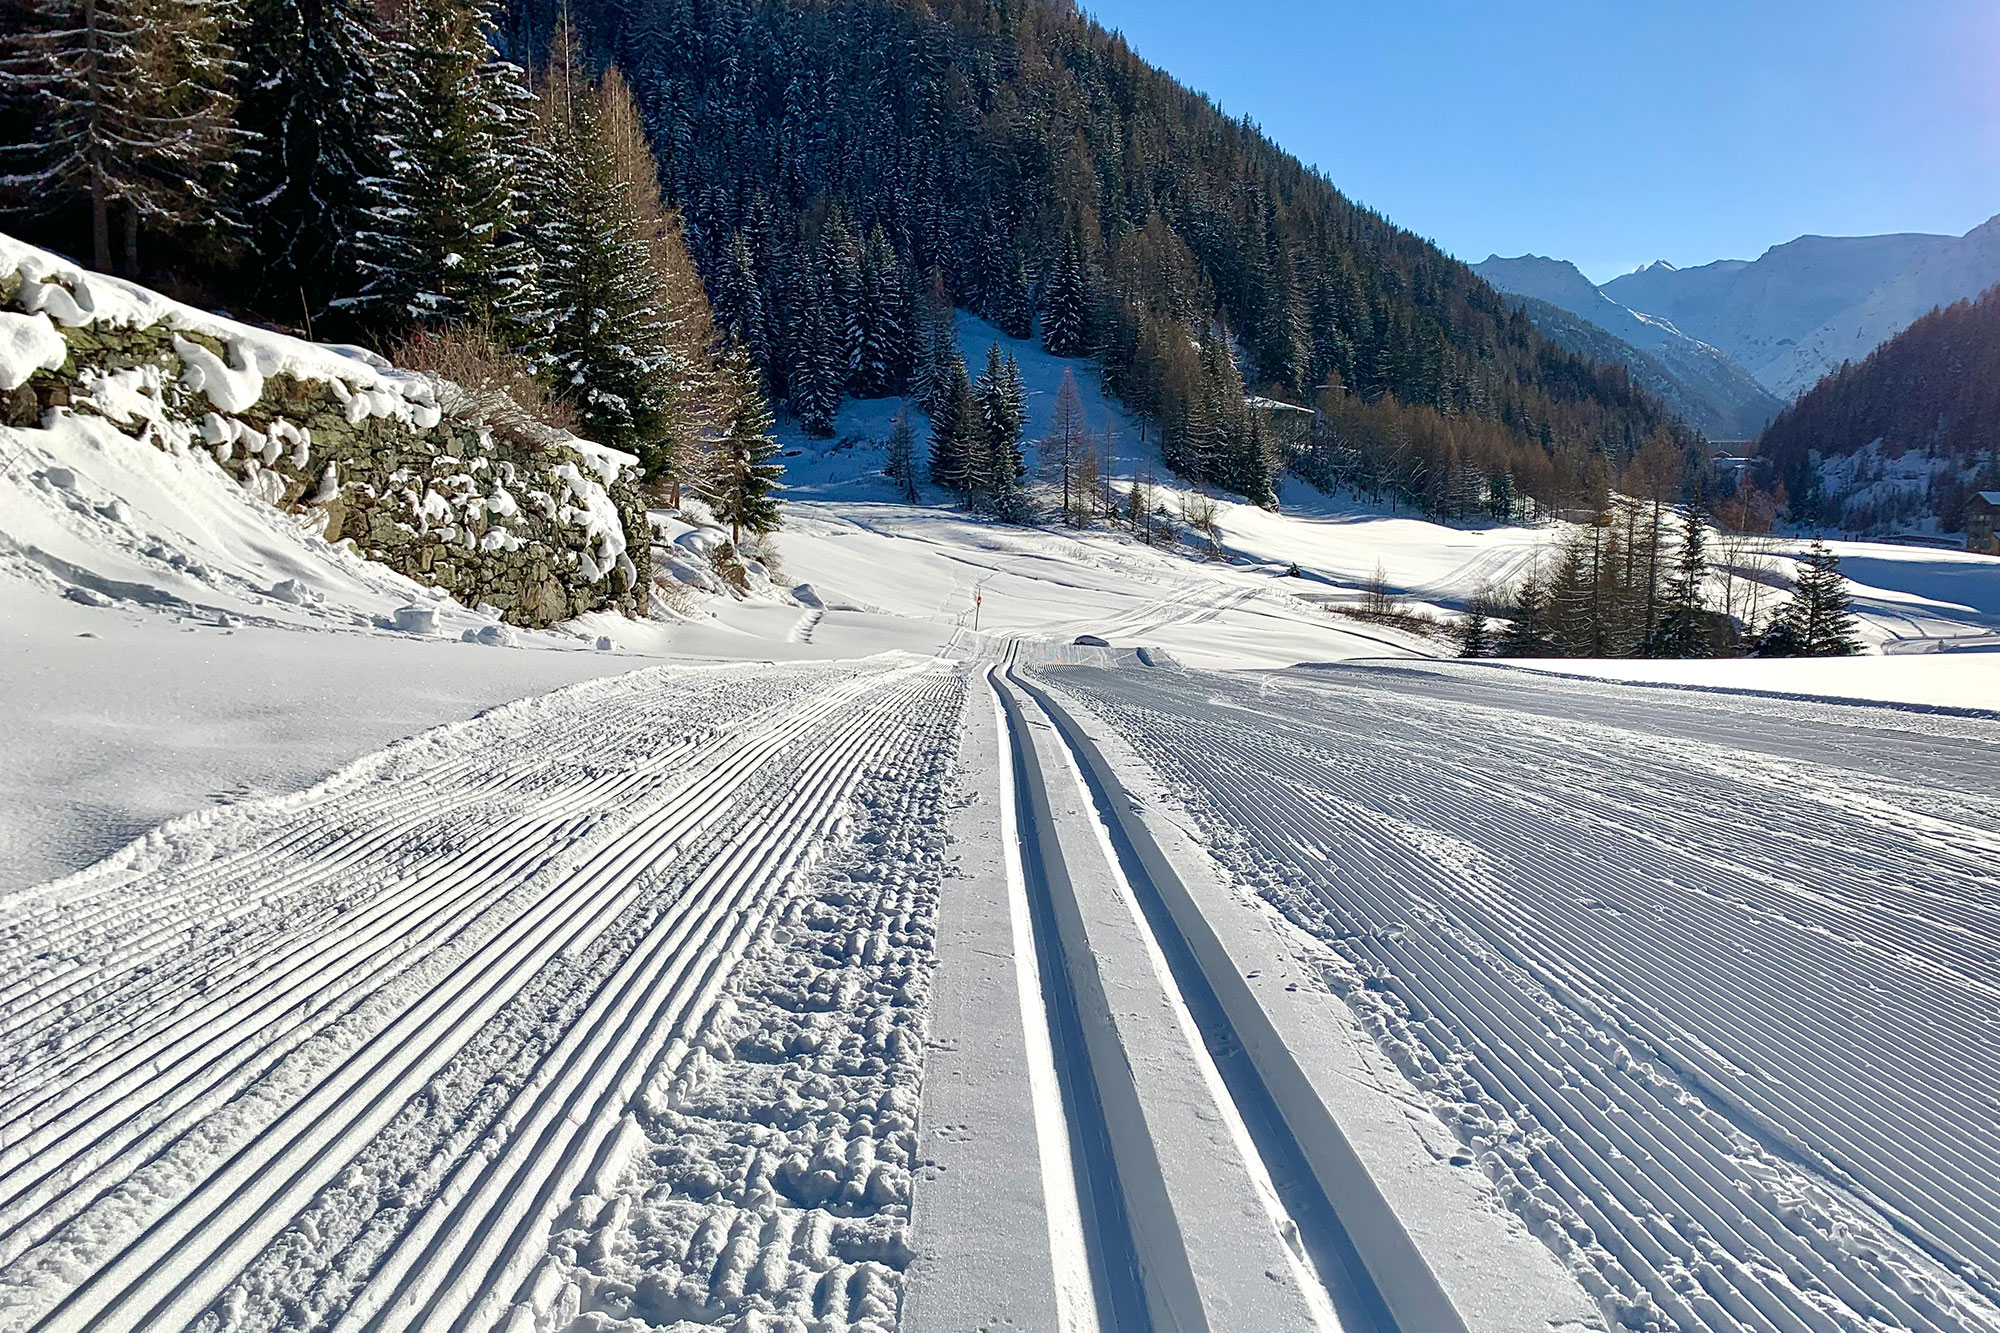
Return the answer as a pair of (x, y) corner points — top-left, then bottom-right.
(1602, 214), (2000, 399)
(1473, 253), (1784, 438)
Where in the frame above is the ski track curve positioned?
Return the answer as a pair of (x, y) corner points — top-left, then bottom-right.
(1044, 664), (2000, 1333)
(0, 656), (966, 1333)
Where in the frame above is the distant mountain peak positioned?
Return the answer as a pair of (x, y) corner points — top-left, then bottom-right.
(1603, 215), (2000, 400)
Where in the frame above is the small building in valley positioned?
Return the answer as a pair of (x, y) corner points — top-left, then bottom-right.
(1969, 491), (2000, 555)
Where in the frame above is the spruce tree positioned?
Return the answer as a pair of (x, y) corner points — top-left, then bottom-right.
(526, 33), (686, 471)
(233, 0), (389, 319)
(1042, 242), (1085, 356)
(996, 255), (1034, 339)
(1496, 575), (1558, 656)
(928, 354), (979, 495)
(974, 344), (1027, 503)
(709, 348), (783, 542)
(787, 261), (843, 437)
(1768, 540), (1861, 656)
(852, 226), (907, 397)
(2, 0), (238, 274)
(343, 0), (536, 336)
(1645, 505), (1713, 658)
(1457, 605), (1491, 658)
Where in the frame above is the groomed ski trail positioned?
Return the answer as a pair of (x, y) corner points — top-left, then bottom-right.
(1047, 662), (2000, 1333)
(0, 656), (965, 1333)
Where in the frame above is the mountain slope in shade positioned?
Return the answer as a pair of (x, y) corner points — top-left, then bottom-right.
(1755, 282), (2000, 534)
(1474, 255), (1781, 438)
(1602, 217), (2000, 399)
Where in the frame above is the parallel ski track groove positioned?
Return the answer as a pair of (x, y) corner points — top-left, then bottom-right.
(0, 673), (856, 1259)
(0, 660), (944, 1333)
(1052, 668), (2000, 1333)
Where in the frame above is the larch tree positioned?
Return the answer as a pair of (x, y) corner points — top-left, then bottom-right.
(1044, 367), (1093, 524)
(1, 0), (237, 274)
(528, 40), (711, 484)
(599, 63), (728, 499)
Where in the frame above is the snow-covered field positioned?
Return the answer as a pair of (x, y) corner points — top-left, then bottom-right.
(5, 266), (2000, 1332)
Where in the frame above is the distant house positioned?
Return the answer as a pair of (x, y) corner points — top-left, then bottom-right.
(1969, 492), (2000, 555)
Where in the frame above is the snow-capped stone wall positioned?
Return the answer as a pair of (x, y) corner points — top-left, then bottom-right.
(0, 234), (649, 626)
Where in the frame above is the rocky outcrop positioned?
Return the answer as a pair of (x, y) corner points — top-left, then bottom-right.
(0, 236), (649, 627)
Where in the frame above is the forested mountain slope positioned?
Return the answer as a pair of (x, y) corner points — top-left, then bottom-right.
(1755, 283), (2000, 532)
(506, 0), (1689, 506)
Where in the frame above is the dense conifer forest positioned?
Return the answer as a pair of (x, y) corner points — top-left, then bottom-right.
(1755, 284), (2000, 532)
(506, 0), (1694, 509)
(0, 0), (1697, 517)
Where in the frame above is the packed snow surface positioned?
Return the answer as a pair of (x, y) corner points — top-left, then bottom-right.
(1048, 659), (2000, 1333)
(0, 657), (963, 1333)
(6, 252), (2000, 1333)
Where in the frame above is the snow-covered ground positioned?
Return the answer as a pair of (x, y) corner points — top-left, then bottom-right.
(6, 266), (2000, 1332)
(1050, 660), (2000, 1333)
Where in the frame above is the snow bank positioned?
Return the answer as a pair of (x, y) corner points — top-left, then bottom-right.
(0, 229), (649, 628)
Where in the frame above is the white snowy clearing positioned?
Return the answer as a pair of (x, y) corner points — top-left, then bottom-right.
(4, 255), (1999, 1333)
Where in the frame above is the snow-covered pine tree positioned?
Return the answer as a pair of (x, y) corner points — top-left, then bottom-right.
(2, 0), (238, 274)
(716, 232), (768, 369)
(1644, 504), (1713, 658)
(1766, 540), (1861, 656)
(928, 353), (979, 495)
(974, 343), (1027, 500)
(233, 0), (389, 319)
(787, 265), (843, 437)
(1041, 241), (1085, 357)
(885, 410), (919, 503)
(822, 209), (864, 390)
(708, 347), (783, 542)
(341, 0), (536, 336)
(851, 225), (907, 397)
(997, 256), (1034, 340)
(907, 272), (956, 416)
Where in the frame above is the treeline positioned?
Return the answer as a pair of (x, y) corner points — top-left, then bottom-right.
(1757, 283), (2000, 531)
(0, 0), (777, 526)
(496, 0), (1693, 509)
(1466, 505), (1861, 660)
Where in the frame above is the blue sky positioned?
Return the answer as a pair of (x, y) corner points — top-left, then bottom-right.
(1079, 0), (2000, 282)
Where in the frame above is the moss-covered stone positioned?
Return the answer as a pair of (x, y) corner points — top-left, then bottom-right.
(7, 292), (651, 627)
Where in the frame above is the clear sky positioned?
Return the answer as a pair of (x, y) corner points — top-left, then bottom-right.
(1078, 0), (2000, 283)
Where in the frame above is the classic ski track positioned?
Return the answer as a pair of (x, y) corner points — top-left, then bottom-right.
(0, 658), (947, 1333)
(1051, 667), (2000, 1333)
(0, 675), (747, 1048)
(0, 673), (881, 1272)
(348, 682), (947, 1333)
